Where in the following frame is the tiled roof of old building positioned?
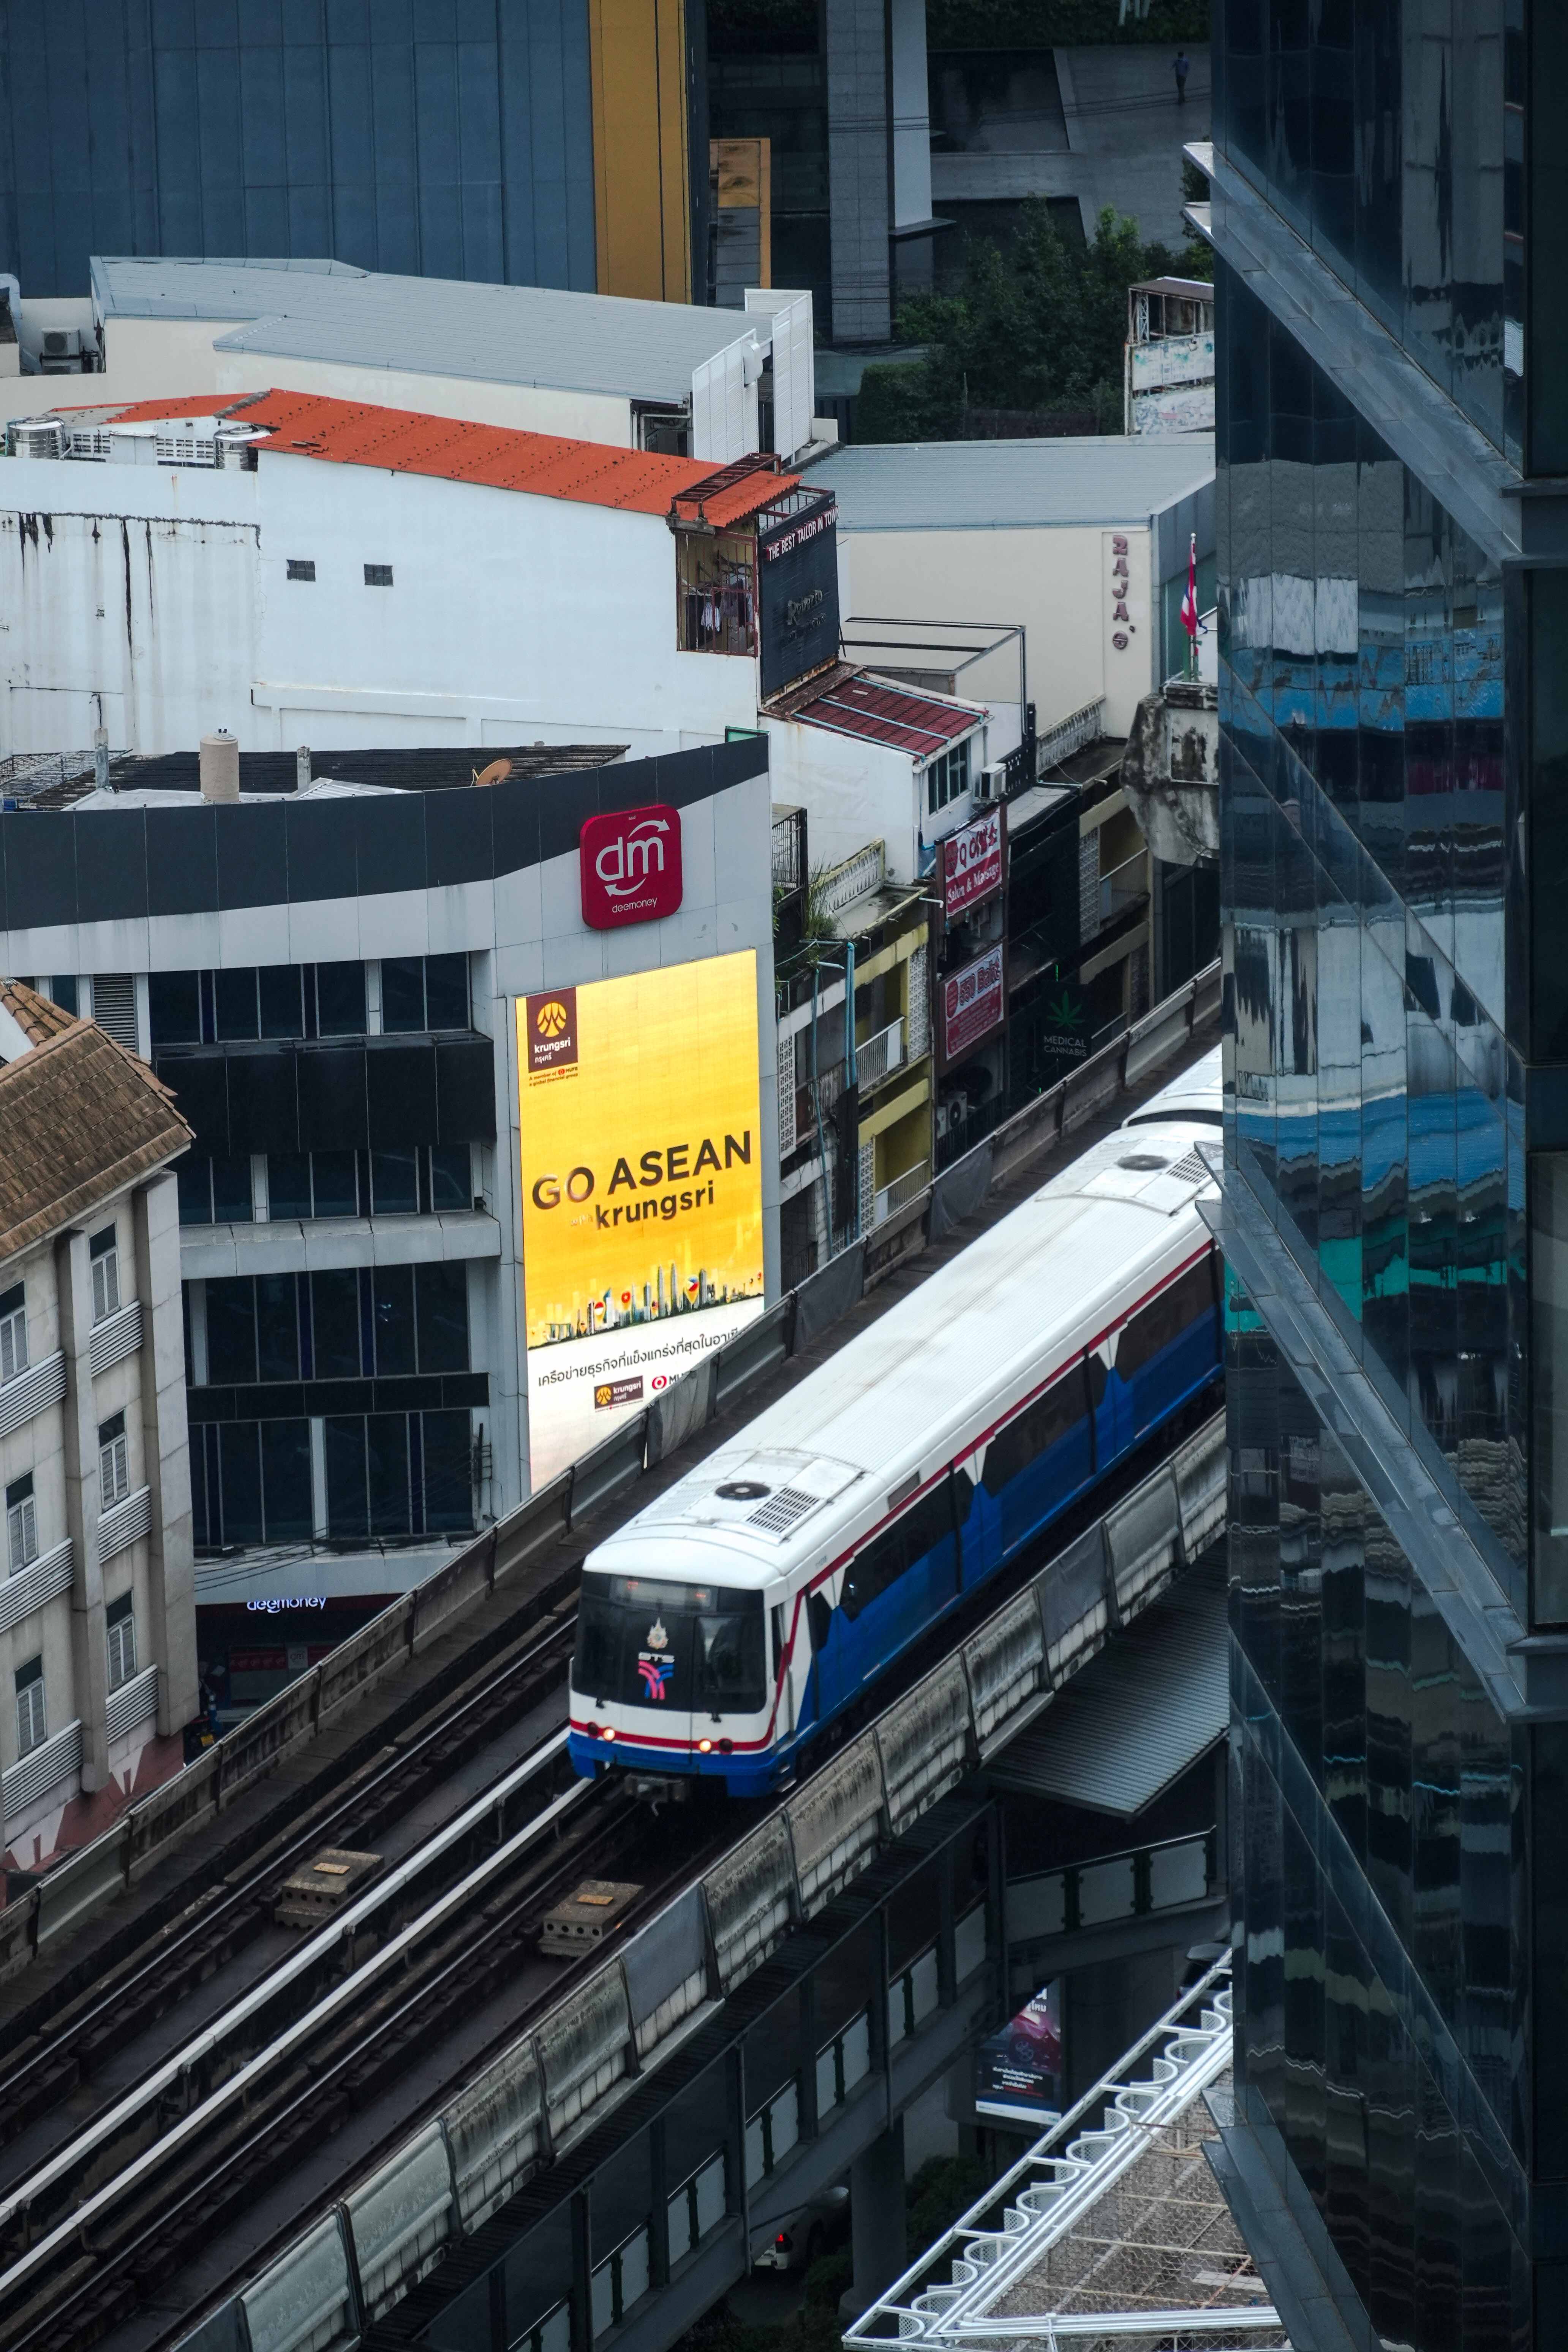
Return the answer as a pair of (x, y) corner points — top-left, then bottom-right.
(45, 390), (801, 526)
(0, 981), (77, 1047)
(0, 991), (193, 1264)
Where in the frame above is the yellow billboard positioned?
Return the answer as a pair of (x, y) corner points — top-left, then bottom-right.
(517, 953), (765, 1482)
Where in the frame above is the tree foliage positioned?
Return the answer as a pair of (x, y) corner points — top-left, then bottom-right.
(857, 199), (1209, 444)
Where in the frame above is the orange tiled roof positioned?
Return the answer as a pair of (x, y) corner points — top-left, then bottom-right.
(47, 388), (802, 524)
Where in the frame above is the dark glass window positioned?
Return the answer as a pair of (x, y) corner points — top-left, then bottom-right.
(178, 1157), (213, 1226)
(218, 1422), (263, 1545)
(206, 1277), (257, 1385)
(381, 958), (426, 1032)
(981, 1364), (1090, 1495)
(49, 976), (77, 1016)
(261, 1420), (312, 1540)
(268, 1154), (313, 1220)
(416, 1263), (469, 1372)
(150, 971), (201, 1045)
(364, 563), (394, 586)
(424, 954), (469, 1031)
(422, 1410), (472, 1531)
(430, 1144), (471, 1210)
(255, 1274), (300, 1382)
(694, 1602), (767, 1712)
(368, 1413), (411, 1535)
(371, 1149), (418, 1216)
(287, 559), (316, 582)
(311, 1271), (362, 1378)
(1530, 574), (1568, 1061)
(215, 968), (259, 1042)
(371, 1265), (417, 1375)
(841, 1481), (956, 1619)
(311, 1151), (359, 1218)
(1116, 1255), (1220, 1381)
(211, 1155), (254, 1223)
(258, 965), (304, 1039)
(324, 1416), (368, 1540)
(315, 962), (367, 1036)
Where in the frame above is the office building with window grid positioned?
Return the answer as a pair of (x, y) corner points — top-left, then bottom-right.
(0, 736), (778, 1721)
(0, 980), (196, 1872)
(1195, 6), (1568, 2344)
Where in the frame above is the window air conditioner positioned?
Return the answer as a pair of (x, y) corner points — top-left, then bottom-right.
(972, 763), (1007, 804)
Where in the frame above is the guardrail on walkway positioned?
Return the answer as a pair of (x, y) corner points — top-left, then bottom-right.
(166, 1412), (1226, 2352)
(0, 959), (1220, 1984)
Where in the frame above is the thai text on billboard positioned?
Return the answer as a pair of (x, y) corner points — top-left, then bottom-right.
(942, 806), (1003, 916)
(942, 942), (1005, 1063)
(517, 953), (766, 1484)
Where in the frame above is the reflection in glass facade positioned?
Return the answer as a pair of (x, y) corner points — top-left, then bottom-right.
(1213, 3), (1568, 2340)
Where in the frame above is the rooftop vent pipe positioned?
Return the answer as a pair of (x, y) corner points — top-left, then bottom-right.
(199, 732), (240, 803)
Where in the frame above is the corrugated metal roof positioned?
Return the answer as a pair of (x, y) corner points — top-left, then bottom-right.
(810, 435), (1214, 533)
(988, 1558), (1227, 1816)
(91, 256), (760, 404)
(790, 673), (985, 757)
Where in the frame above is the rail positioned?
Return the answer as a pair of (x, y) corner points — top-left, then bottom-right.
(0, 959), (1220, 1988)
(156, 1410), (1226, 2352)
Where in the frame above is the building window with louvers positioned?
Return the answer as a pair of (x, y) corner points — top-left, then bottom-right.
(0, 1282), (25, 1383)
(106, 1592), (136, 1692)
(90, 1224), (120, 1324)
(99, 1411), (130, 1510)
(15, 1657), (46, 1757)
(6, 1474), (37, 1575)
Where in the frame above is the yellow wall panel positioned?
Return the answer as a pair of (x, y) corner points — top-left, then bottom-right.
(590, 0), (692, 304)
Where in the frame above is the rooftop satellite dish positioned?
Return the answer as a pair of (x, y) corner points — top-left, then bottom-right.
(473, 759), (513, 789)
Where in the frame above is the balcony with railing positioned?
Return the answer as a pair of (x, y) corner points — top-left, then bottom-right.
(869, 1160), (929, 1228)
(854, 1015), (904, 1093)
(1098, 848), (1149, 926)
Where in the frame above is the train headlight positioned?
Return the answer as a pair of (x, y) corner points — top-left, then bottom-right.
(697, 1738), (713, 1753)
(603, 1727), (616, 1741)
(719, 1738), (733, 1755)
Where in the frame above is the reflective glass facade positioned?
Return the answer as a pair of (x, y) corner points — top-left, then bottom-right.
(1214, 3), (1568, 2338)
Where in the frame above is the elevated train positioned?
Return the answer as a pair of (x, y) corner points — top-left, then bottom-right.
(568, 1049), (1223, 1796)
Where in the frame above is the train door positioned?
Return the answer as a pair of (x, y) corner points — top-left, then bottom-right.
(977, 1359), (1094, 1569)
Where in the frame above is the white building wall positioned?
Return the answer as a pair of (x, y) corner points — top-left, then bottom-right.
(0, 448), (761, 757)
(836, 519), (1161, 740)
(763, 717), (922, 881)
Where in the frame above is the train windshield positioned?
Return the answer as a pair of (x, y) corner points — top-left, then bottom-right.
(575, 1572), (768, 1716)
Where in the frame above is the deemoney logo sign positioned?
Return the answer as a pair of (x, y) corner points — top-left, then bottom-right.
(580, 804), (683, 930)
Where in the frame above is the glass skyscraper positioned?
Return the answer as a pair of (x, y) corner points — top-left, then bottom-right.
(1204, 6), (1568, 2343)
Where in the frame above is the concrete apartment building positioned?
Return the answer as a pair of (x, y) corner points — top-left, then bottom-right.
(0, 981), (196, 1871)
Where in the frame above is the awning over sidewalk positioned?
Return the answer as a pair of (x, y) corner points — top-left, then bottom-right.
(986, 1555), (1227, 1818)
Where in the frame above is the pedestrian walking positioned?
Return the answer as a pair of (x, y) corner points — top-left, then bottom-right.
(1174, 49), (1190, 103)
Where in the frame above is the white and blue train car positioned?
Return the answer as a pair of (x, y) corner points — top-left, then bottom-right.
(568, 1048), (1222, 1796)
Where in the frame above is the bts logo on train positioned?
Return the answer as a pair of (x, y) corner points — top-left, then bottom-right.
(580, 804), (683, 929)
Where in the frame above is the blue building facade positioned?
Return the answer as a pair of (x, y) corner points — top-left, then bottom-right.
(0, 0), (597, 298)
(1205, 5), (1568, 2344)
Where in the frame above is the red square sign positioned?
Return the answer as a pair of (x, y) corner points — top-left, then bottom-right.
(579, 804), (683, 929)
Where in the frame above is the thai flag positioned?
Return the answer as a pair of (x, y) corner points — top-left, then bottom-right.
(1180, 533), (1200, 640)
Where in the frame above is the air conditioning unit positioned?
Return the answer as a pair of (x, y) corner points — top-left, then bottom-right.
(39, 327), (85, 373)
(972, 763), (1008, 804)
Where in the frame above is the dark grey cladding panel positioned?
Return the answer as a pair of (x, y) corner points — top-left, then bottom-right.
(368, 1039), (439, 1146)
(297, 1045), (370, 1151)
(436, 1037), (497, 1141)
(146, 804), (218, 916)
(3, 811), (76, 931)
(74, 809), (149, 923)
(0, 738), (771, 932)
(356, 789), (427, 897)
(155, 1051), (230, 1154)
(226, 1044), (300, 1153)
(217, 803), (289, 910)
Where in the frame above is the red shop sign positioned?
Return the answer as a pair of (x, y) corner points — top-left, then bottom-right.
(579, 804), (683, 929)
(942, 942), (1005, 1062)
(942, 805), (1004, 917)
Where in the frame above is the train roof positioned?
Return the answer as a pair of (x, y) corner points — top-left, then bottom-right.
(585, 1050), (1220, 1590)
